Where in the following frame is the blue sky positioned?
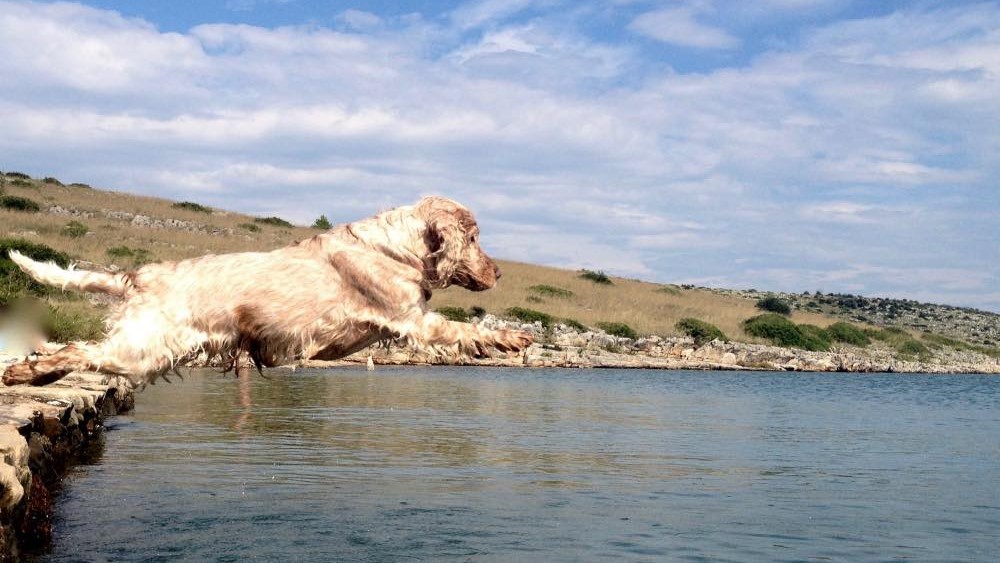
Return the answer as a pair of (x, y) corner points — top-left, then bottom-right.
(2, 0), (998, 312)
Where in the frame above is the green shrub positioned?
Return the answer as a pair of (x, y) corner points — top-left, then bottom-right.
(4, 172), (30, 179)
(69, 183), (92, 189)
(44, 305), (105, 343)
(9, 179), (32, 188)
(506, 306), (553, 327)
(798, 324), (832, 352)
(826, 322), (870, 346)
(526, 295), (543, 303)
(529, 284), (573, 298)
(579, 269), (613, 285)
(106, 246), (153, 267)
(43, 177), (63, 186)
(254, 216), (293, 228)
(897, 339), (929, 359)
(238, 222), (261, 233)
(1, 239), (70, 300)
(743, 314), (829, 351)
(172, 201), (212, 213)
(312, 215), (332, 229)
(756, 296), (792, 315)
(597, 321), (638, 339)
(61, 220), (89, 239)
(561, 318), (589, 332)
(0, 195), (41, 212)
(435, 306), (469, 322)
(469, 306), (486, 318)
(675, 318), (727, 346)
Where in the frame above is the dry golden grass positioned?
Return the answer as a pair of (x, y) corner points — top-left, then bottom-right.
(2, 175), (847, 341)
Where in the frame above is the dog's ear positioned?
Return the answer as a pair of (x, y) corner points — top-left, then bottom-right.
(421, 199), (467, 289)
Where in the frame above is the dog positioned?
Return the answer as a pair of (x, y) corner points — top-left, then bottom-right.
(2, 196), (533, 387)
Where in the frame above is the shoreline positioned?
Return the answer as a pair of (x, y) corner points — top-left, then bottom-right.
(0, 357), (134, 559)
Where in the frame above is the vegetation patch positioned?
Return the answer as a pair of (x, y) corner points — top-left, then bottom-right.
(238, 222), (261, 233)
(254, 216), (293, 228)
(656, 284), (682, 296)
(43, 177), (64, 186)
(826, 322), (870, 346)
(529, 284), (574, 298)
(756, 296), (792, 315)
(743, 314), (829, 351)
(506, 306), (553, 327)
(172, 201), (213, 214)
(562, 318), (589, 332)
(435, 306), (470, 322)
(579, 269), (613, 285)
(106, 245), (153, 267)
(675, 318), (727, 346)
(4, 172), (30, 180)
(597, 321), (638, 340)
(1, 195), (41, 212)
(61, 220), (89, 239)
(312, 215), (332, 229)
(1, 239), (70, 301)
(469, 306), (486, 318)
(44, 303), (105, 343)
(9, 179), (33, 188)
(69, 183), (92, 189)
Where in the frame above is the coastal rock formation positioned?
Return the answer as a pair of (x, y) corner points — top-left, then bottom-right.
(0, 356), (134, 559)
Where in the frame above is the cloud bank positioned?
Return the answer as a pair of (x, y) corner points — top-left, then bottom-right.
(1, 0), (997, 311)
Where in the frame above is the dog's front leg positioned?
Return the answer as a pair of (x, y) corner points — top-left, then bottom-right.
(402, 312), (533, 358)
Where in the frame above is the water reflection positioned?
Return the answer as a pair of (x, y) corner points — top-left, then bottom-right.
(44, 368), (1000, 563)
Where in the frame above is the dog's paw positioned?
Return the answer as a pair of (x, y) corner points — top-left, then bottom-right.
(3, 361), (35, 386)
(493, 329), (533, 353)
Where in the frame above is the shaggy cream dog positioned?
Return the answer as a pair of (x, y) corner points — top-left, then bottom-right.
(3, 196), (532, 387)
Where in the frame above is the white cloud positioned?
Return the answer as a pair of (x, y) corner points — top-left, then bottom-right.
(628, 7), (739, 49)
(0, 1), (998, 310)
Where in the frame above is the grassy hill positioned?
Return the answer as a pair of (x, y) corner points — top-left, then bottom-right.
(2, 170), (997, 359)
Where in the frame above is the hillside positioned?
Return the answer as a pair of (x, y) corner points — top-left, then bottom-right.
(1, 171), (997, 364)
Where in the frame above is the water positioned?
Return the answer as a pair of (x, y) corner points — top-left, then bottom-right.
(42, 367), (1000, 562)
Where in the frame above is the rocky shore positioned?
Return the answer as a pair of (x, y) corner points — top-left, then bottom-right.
(321, 315), (1000, 374)
(0, 356), (134, 560)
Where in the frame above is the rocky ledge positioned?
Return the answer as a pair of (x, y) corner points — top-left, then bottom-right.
(323, 315), (1000, 374)
(0, 355), (134, 560)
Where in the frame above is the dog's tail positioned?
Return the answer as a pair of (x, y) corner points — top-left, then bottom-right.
(8, 250), (131, 297)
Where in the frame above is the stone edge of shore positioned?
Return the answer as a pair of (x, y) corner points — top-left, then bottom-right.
(0, 357), (135, 560)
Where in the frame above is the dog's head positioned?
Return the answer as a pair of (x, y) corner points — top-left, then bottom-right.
(418, 196), (500, 291)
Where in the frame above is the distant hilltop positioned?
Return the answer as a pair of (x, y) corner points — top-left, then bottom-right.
(1, 170), (997, 370)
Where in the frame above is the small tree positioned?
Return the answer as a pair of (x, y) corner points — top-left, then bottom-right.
(312, 215), (332, 229)
(756, 296), (792, 315)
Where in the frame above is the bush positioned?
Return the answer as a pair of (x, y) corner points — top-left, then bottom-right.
(897, 339), (929, 359)
(312, 215), (332, 229)
(61, 220), (89, 238)
(4, 172), (30, 179)
(106, 246), (153, 267)
(506, 307), (553, 327)
(656, 284), (682, 296)
(44, 304), (105, 343)
(9, 179), (32, 188)
(42, 177), (63, 186)
(798, 324), (832, 352)
(826, 322), (870, 346)
(756, 296), (792, 315)
(469, 306), (486, 318)
(238, 222), (261, 233)
(743, 314), (829, 351)
(597, 321), (638, 339)
(69, 183), (92, 189)
(579, 269), (613, 285)
(0, 195), (41, 212)
(675, 318), (727, 346)
(561, 318), (589, 332)
(435, 306), (469, 322)
(1, 239), (70, 300)
(254, 216), (293, 228)
(172, 201), (212, 213)
(529, 284), (573, 298)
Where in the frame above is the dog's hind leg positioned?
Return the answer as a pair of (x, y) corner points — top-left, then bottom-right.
(3, 343), (101, 386)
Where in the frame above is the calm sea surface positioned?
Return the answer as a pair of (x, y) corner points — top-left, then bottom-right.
(42, 367), (1000, 562)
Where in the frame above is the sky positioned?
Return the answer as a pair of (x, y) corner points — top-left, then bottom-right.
(1, 0), (998, 312)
